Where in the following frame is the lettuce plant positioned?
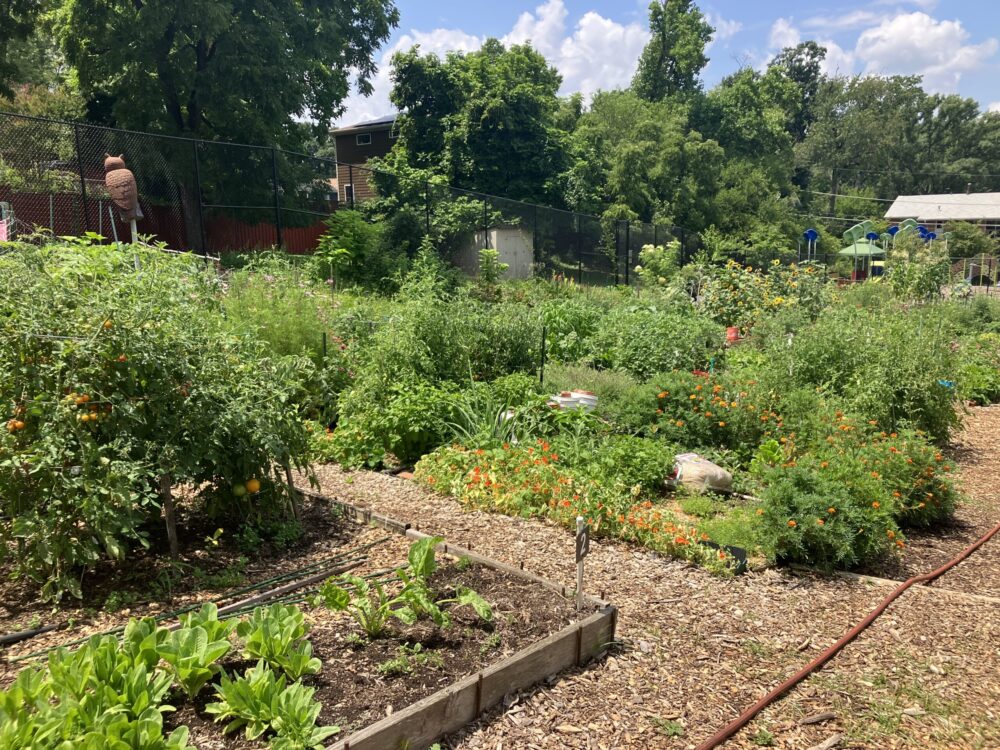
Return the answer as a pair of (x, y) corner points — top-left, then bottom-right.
(157, 626), (232, 699)
(236, 604), (321, 680)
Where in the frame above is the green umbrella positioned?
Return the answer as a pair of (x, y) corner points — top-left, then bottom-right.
(838, 240), (886, 257)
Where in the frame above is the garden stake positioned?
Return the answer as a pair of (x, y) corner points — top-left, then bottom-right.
(158, 474), (179, 559)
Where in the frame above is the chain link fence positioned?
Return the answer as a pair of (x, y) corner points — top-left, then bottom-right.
(1, 111), (693, 286)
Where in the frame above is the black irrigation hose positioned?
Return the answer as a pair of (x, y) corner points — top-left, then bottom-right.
(5, 536), (395, 663)
(0, 624), (59, 647)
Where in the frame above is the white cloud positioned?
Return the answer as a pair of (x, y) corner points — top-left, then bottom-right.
(555, 11), (649, 98)
(503, 0), (568, 59)
(337, 0), (649, 126)
(820, 40), (855, 77)
(769, 18), (801, 50)
(802, 10), (885, 33)
(707, 12), (743, 45)
(990, 101), (1000, 113)
(854, 12), (998, 92)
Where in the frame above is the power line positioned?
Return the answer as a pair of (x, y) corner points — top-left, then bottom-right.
(804, 190), (1000, 207)
(832, 165), (1000, 180)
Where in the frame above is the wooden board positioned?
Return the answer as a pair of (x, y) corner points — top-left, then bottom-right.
(295, 487), (618, 750)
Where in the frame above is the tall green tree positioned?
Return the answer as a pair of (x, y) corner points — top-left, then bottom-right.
(53, 0), (398, 147)
(0, 0), (43, 97)
(632, 0), (713, 102)
(390, 39), (568, 203)
(768, 41), (827, 141)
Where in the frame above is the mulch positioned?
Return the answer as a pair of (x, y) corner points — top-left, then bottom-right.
(300, 404), (1000, 749)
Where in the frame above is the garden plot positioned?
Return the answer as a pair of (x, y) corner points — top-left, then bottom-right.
(1, 495), (614, 750)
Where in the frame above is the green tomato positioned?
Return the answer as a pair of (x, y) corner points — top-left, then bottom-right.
(232, 483), (247, 497)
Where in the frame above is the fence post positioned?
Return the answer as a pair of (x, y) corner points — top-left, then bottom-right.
(576, 214), (583, 284)
(73, 123), (90, 233)
(614, 220), (620, 286)
(653, 224), (658, 248)
(424, 181), (431, 235)
(624, 221), (631, 286)
(271, 147), (283, 249)
(483, 199), (489, 249)
(532, 204), (538, 262)
(348, 164), (355, 209)
(192, 140), (207, 254)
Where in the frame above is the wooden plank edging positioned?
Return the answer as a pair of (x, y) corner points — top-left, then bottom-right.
(325, 608), (615, 750)
(293, 486), (618, 750)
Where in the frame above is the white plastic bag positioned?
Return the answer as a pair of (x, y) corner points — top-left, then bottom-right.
(674, 452), (732, 492)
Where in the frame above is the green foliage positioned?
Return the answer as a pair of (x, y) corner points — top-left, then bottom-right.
(235, 604), (321, 681)
(376, 643), (444, 677)
(540, 298), (601, 362)
(587, 304), (722, 379)
(156, 626), (232, 699)
(317, 536), (492, 639)
(555, 434), (675, 496)
(55, 0), (398, 146)
(944, 221), (998, 259)
(634, 241), (681, 287)
(178, 602), (237, 644)
(886, 232), (950, 300)
(632, 0), (713, 101)
(206, 661), (339, 748)
(316, 210), (404, 290)
(0, 242), (313, 600)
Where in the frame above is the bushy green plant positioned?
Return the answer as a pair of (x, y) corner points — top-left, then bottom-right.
(207, 661), (339, 748)
(757, 457), (900, 569)
(540, 298), (601, 362)
(587, 305), (722, 379)
(554, 434), (675, 496)
(235, 604), (321, 681)
(0, 242), (314, 599)
(157, 626), (232, 699)
(634, 241), (680, 287)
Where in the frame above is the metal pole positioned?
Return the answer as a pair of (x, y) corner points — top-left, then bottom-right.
(483, 200), (489, 249)
(271, 147), (283, 249)
(614, 221), (620, 285)
(653, 224), (658, 248)
(576, 215), (583, 284)
(575, 516), (585, 611)
(424, 181), (431, 235)
(533, 204), (538, 267)
(73, 123), (90, 233)
(348, 164), (355, 209)
(193, 140), (207, 254)
(624, 221), (631, 286)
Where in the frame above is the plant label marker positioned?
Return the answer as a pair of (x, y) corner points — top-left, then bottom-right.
(575, 516), (589, 610)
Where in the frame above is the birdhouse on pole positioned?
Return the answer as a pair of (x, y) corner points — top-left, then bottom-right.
(103, 154), (143, 243)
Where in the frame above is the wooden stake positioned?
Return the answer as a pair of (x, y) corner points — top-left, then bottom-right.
(282, 460), (300, 521)
(159, 474), (179, 559)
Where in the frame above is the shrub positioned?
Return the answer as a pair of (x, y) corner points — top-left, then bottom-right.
(0, 242), (313, 599)
(587, 305), (722, 380)
(544, 364), (659, 433)
(757, 457), (900, 569)
(555, 434), (676, 496)
(540, 298), (601, 362)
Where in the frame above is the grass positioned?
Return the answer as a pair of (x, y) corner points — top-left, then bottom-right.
(751, 728), (775, 746)
(651, 717), (685, 737)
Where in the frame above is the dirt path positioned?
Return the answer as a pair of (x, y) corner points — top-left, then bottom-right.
(303, 408), (1000, 750)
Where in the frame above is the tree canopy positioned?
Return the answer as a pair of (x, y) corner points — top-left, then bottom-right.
(632, 0), (714, 102)
(51, 0), (398, 147)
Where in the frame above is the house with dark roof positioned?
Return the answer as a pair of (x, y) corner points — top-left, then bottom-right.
(331, 114), (398, 206)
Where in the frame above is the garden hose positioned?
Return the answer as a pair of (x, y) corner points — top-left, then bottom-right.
(694, 519), (1000, 750)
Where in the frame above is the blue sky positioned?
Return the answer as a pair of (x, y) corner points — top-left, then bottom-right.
(338, 0), (1000, 125)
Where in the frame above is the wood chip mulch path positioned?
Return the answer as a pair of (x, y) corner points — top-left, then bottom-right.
(302, 405), (1000, 749)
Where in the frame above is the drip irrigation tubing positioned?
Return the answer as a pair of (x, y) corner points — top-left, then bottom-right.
(4, 535), (393, 662)
(694, 519), (1000, 750)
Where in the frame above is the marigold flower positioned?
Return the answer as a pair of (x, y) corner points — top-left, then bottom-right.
(892, 491), (901, 498)
(896, 539), (905, 548)
(828, 507), (836, 514)
(871, 471), (880, 479)
(658, 391), (668, 399)
(787, 519), (797, 528)
(820, 461), (829, 469)
(674, 535), (689, 545)
(887, 530), (895, 539)
(872, 501), (881, 509)
(689, 394), (697, 400)
(816, 519), (825, 526)
(718, 421), (726, 427)
(675, 420), (685, 427)
(756, 508), (764, 516)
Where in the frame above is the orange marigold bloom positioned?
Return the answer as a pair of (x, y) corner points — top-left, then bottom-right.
(816, 519), (825, 526)
(872, 501), (881, 509)
(675, 420), (685, 427)
(896, 539), (905, 548)
(887, 530), (895, 539)
(674, 535), (689, 545)
(756, 508), (764, 516)
(689, 394), (697, 400)
(718, 421), (726, 427)
(787, 519), (797, 528)
(892, 491), (901, 498)
(695, 385), (703, 391)
(658, 391), (668, 398)
(871, 471), (880, 479)
(828, 507), (836, 514)
(820, 461), (829, 469)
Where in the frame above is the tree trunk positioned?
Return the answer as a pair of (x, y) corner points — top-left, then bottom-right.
(282, 460), (301, 522)
(159, 474), (179, 559)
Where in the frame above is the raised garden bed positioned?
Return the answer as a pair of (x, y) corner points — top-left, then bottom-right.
(1, 492), (616, 750)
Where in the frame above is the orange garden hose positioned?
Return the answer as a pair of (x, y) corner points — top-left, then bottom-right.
(695, 519), (1000, 750)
